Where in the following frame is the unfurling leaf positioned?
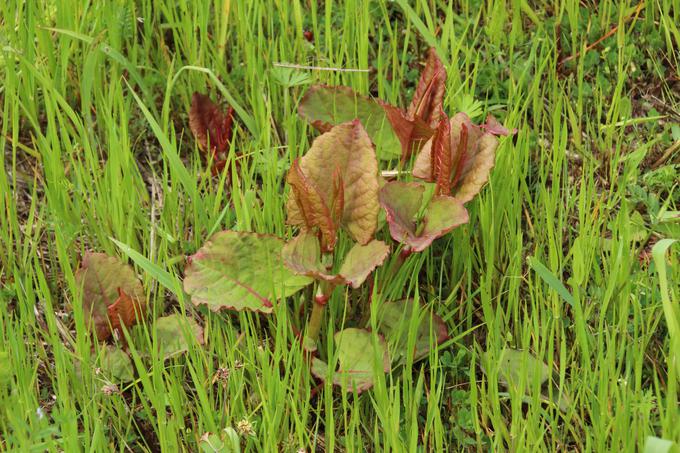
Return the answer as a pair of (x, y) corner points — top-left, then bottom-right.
(413, 112), (500, 203)
(383, 48), (446, 159)
(379, 181), (468, 252)
(286, 159), (338, 252)
(189, 92), (235, 169)
(75, 252), (146, 341)
(408, 48), (447, 129)
(286, 121), (380, 249)
(481, 348), (570, 412)
(282, 233), (390, 289)
(298, 85), (401, 159)
(184, 231), (313, 313)
(155, 314), (204, 359)
(376, 299), (449, 363)
(311, 328), (389, 393)
(99, 345), (134, 382)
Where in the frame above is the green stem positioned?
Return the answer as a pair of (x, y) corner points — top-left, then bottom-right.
(307, 280), (332, 342)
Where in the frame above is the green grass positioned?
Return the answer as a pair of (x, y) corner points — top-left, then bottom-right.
(1, 0), (679, 451)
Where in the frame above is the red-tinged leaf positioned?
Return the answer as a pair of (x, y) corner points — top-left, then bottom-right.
(286, 121), (380, 247)
(432, 118), (453, 196)
(298, 85), (402, 160)
(379, 181), (469, 252)
(454, 133), (498, 203)
(107, 288), (146, 336)
(311, 328), (389, 393)
(337, 240), (390, 288)
(183, 231), (313, 313)
(189, 92), (235, 159)
(331, 166), (345, 228)
(281, 232), (339, 283)
(482, 114), (517, 136)
(413, 112), (499, 203)
(376, 298), (449, 363)
(75, 252), (145, 341)
(381, 102), (435, 160)
(282, 234), (390, 289)
(407, 48), (447, 129)
(286, 159), (338, 252)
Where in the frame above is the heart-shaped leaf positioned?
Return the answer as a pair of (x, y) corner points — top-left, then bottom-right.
(378, 181), (468, 252)
(376, 298), (449, 363)
(282, 233), (390, 289)
(298, 85), (401, 160)
(184, 231), (313, 313)
(311, 328), (389, 393)
(481, 348), (570, 412)
(75, 252), (146, 341)
(99, 345), (134, 382)
(189, 92), (235, 158)
(286, 121), (380, 249)
(156, 314), (204, 359)
(413, 112), (500, 203)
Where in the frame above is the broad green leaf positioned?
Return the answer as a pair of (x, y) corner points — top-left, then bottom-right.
(379, 181), (469, 252)
(184, 231), (313, 313)
(482, 348), (570, 412)
(282, 233), (389, 288)
(311, 328), (389, 393)
(298, 85), (401, 159)
(99, 346), (134, 382)
(376, 299), (448, 362)
(281, 232), (335, 282)
(287, 121), (380, 246)
(337, 240), (390, 288)
(413, 112), (500, 203)
(156, 314), (204, 359)
(199, 428), (241, 453)
(75, 252), (145, 341)
(644, 436), (676, 453)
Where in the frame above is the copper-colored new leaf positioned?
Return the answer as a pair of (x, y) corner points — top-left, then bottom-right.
(413, 112), (500, 203)
(381, 102), (435, 160)
(107, 288), (146, 335)
(189, 92), (235, 160)
(380, 48), (447, 160)
(286, 121), (380, 247)
(407, 48), (447, 129)
(75, 252), (146, 341)
(286, 159), (338, 252)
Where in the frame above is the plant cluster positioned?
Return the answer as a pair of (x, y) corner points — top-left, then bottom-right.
(77, 49), (512, 392)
